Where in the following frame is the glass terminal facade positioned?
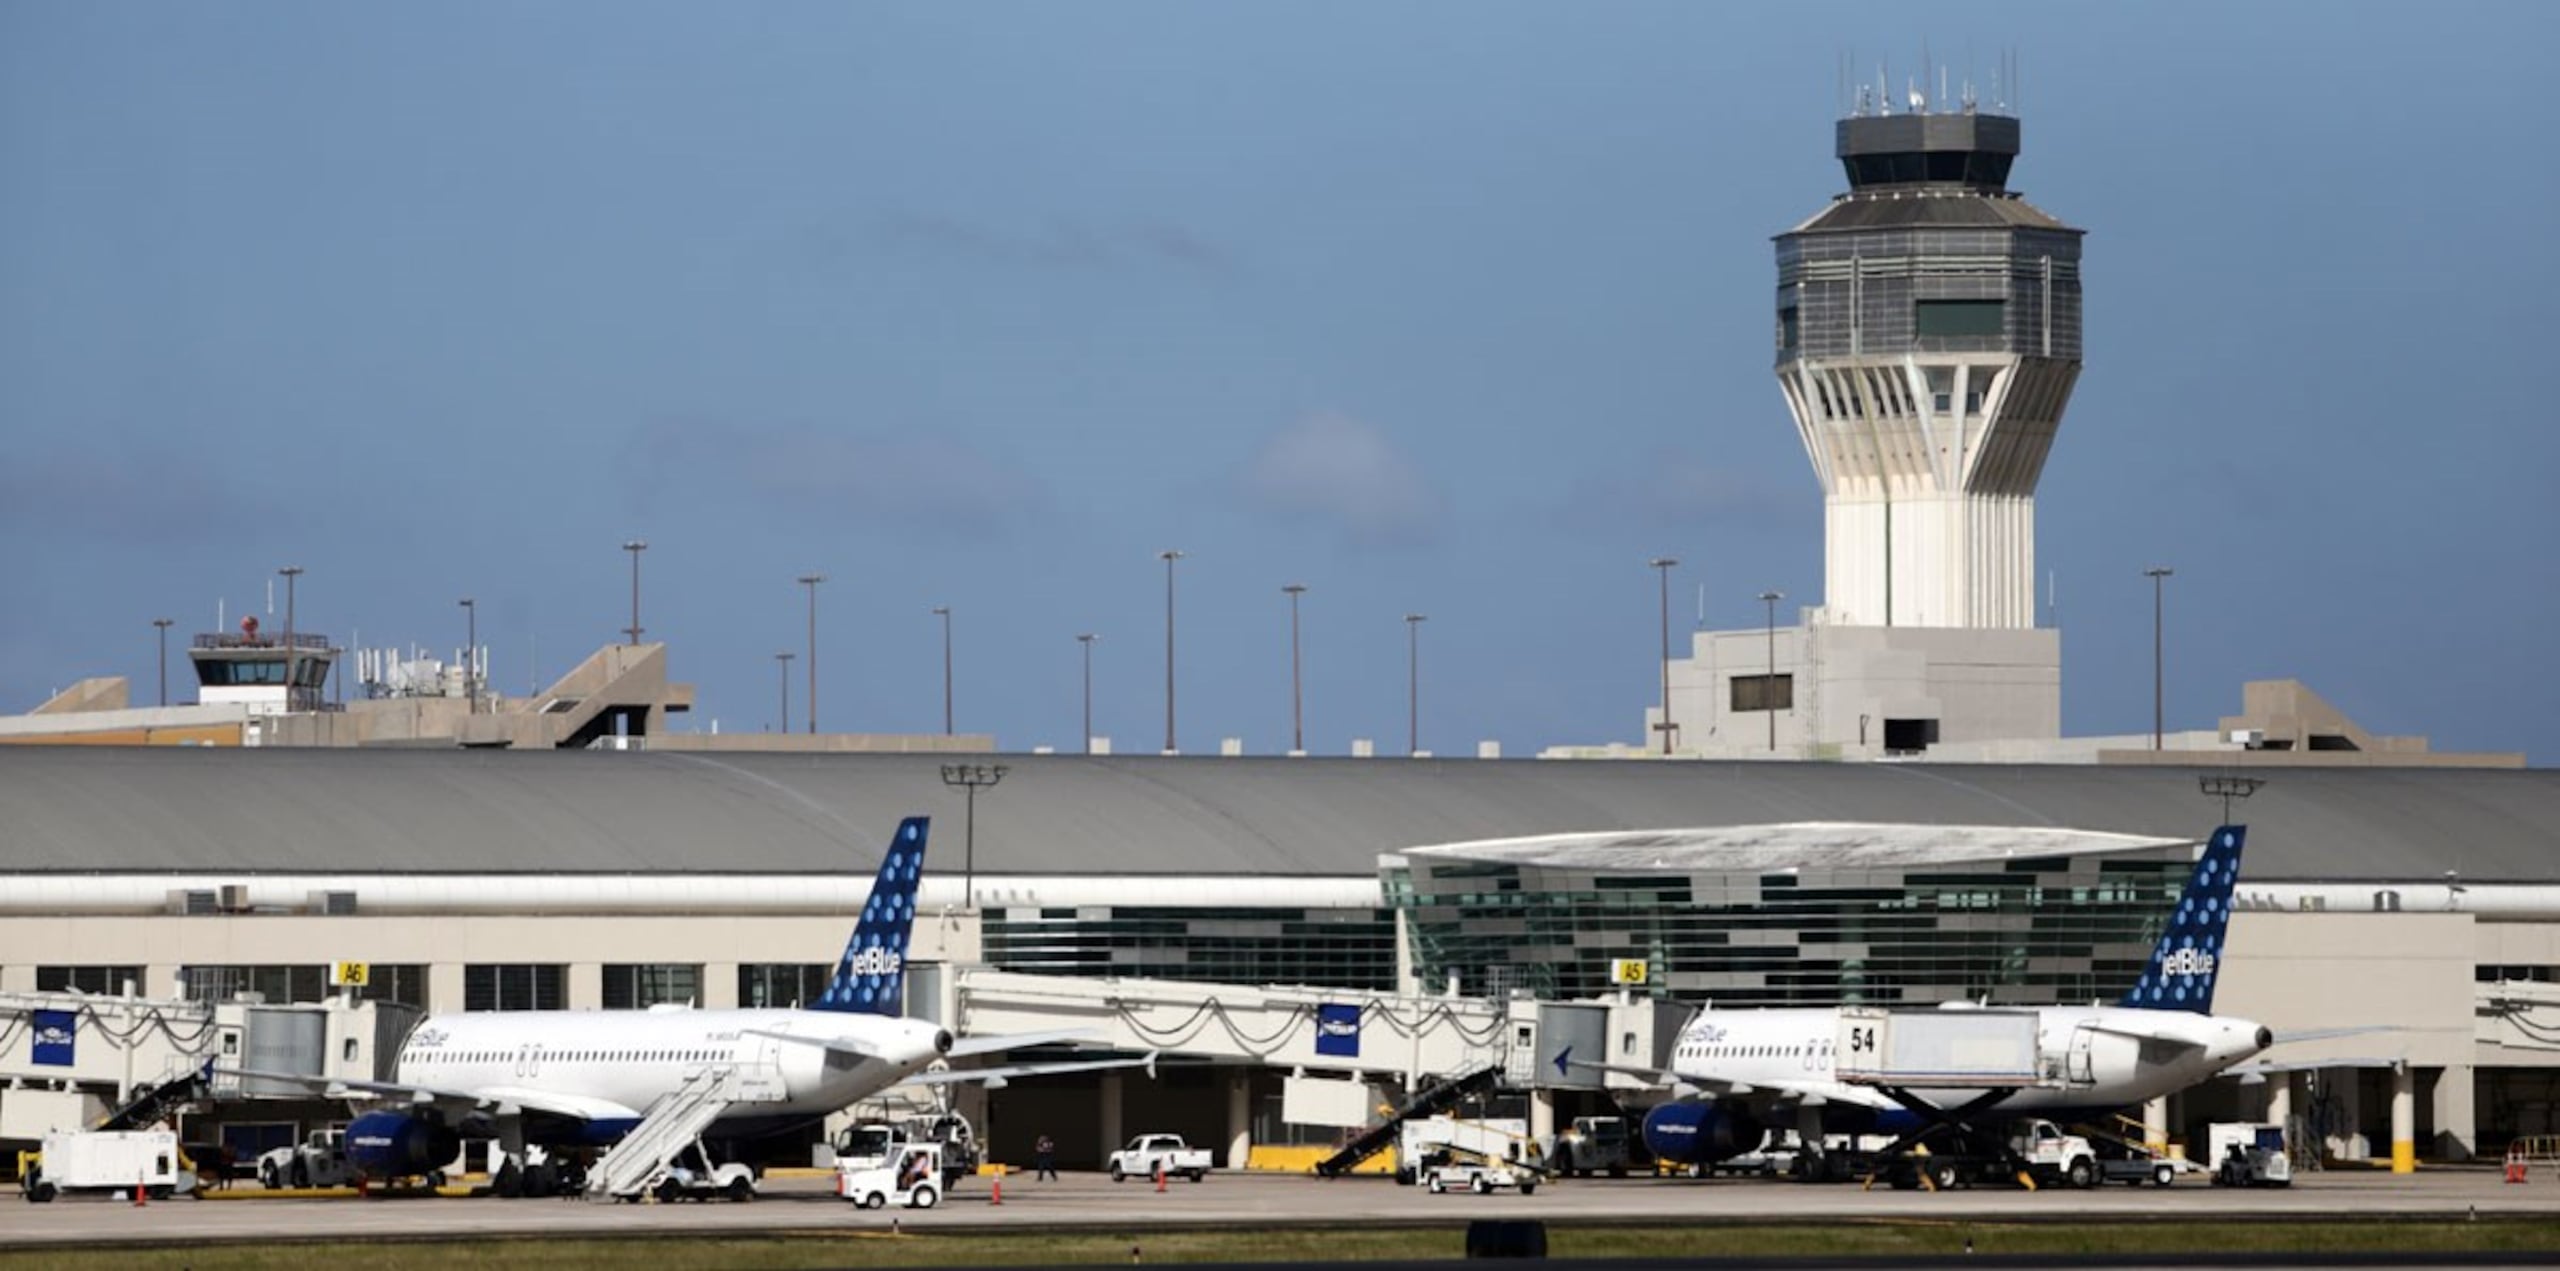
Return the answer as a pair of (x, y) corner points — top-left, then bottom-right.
(971, 838), (2190, 1005)
(1387, 844), (2192, 1007)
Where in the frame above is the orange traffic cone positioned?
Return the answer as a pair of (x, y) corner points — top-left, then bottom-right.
(990, 1164), (1003, 1205)
(134, 1174), (147, 1207)
(1153, 1163), (1166, 1194)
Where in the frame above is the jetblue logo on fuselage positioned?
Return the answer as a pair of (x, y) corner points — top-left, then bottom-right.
(2160, 948), (2216, 977)
(846, 946), (904, 977)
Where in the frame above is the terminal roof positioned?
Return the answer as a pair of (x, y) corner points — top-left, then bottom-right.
(1400, 822), (2190, 873)
(5, 747), (2557, 883)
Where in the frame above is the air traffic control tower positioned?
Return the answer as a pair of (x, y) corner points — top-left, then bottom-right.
(1775, 107), (2083, 629)
(1633, 97), (2081, 760)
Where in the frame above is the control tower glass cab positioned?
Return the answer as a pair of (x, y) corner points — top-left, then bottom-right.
(1773, 108), (2084, 629)
(190, 616), (338, 714)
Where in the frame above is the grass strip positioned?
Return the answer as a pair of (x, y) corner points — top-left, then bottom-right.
(7, 1219), (2560, 1269)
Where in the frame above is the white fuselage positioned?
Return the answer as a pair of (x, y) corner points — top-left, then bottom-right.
(396, 1008), (948, 1129)
(1667, 1005), (2269, 1116)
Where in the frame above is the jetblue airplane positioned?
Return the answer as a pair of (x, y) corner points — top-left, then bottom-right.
(239, 817), (1141, 1191)
(1628, 826), (2274, 1169)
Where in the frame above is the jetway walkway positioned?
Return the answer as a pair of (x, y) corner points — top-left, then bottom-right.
(932, 967), (1521, 1085)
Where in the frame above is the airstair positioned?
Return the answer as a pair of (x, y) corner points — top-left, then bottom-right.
(584, 1065), (738, 1199)
(1313, 1063), (1503, 1178)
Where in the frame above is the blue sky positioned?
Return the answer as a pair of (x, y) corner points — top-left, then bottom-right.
(5, 2), (2554, 761)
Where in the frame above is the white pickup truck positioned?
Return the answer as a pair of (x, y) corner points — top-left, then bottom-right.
(1106, 1134), (1212, 1183)
(258, 1128), (356, 1190)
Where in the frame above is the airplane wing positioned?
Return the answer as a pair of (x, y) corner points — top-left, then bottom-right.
(217, 1067), (638, 1123)
(2271, 1025), (2396, 1045)
(2228, 1056), (2403, 1083)
(944, 1028), (1099, 1058)
(2080, 1020), (2209, 1048)
(743, 1028), (886, 1061)
(1566, 1059), (1895, 1111)
(470, 1086), (644, 1121)
(906, 1052), (1158, 1089)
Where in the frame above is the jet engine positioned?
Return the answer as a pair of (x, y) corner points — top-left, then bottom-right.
(1639, 1101), (1766, 1166)
(346, 1110), (461, 1182)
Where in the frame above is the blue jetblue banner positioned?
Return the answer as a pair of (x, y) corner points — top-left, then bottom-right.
(31, 1010), (75, 1066)
(1315, 1004), (1361, 1057)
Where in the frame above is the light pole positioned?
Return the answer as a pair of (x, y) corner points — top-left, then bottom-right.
(622, 540), (647, 645)
(278, 565), (304, 712)
(151, 618), (173, 708)
(2145, 566), (2174, 751)
(932, 606), (954, 734)
(1758, 589), (1784, 753)
(775, 650), (794, 733)
(1404, 613), (1427, 757)
(1076, 633), (1098, 755)
(458, 597), (477, 712)
(797, 574), (824, 733)
(1650, 558), (1679, 754)
(1282, 583), (1308, 754)
(939, 762), (1008, 909)
(2201, 774), (2265, 827)
(1159, 550), (1184, 754)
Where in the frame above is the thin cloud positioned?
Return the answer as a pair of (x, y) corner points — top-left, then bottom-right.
(623, 420), (1047, 538)
(1241, 411), (1443, 548)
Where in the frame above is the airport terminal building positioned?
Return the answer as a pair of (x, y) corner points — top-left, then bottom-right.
(3, 98), (2551, 1178)
(5, 746), (2559, 1169)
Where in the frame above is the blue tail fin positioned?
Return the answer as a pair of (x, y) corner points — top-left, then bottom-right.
(2119, 825), (2245, 1013)
(811, 817), (929, 1015)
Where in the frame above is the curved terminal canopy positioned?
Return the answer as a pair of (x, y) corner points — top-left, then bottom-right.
(1837, 113), (2019, 192)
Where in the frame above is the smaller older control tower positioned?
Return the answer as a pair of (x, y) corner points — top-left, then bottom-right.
(1774, 104), (2083, 629)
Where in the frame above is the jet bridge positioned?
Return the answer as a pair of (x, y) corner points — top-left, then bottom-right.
(909, 966), (1676, 1168)
(926, 967), (1522, 1085)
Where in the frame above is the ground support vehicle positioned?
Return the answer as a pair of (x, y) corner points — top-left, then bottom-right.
(835, 1113), (979, 1188)
(257, 1127), (355, 1190)
(1708, 1143), (1804, 1178)
(1797, 1119), (2101, 1190)
(1108, 1133), (1212, 1183)
(2096, 1155), (2187, 1186)
(1421, 1153), (1536, 1196)
(1544, 1116), (1633, 1179)
(609, 1142), (754, 1204)
(21, 1130), (197, 1203)
(2208, 1122), (2293, 1188)
(837, 1142), (945, 1210)
(1395, 1117), (1535, 1186)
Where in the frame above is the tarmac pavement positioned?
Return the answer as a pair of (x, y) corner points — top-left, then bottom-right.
(6, 1166), (2556, 1249)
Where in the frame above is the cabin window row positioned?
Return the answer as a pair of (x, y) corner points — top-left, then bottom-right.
(1681, 1041), (1834, 1059)
(414, 1048), (728, 1065)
